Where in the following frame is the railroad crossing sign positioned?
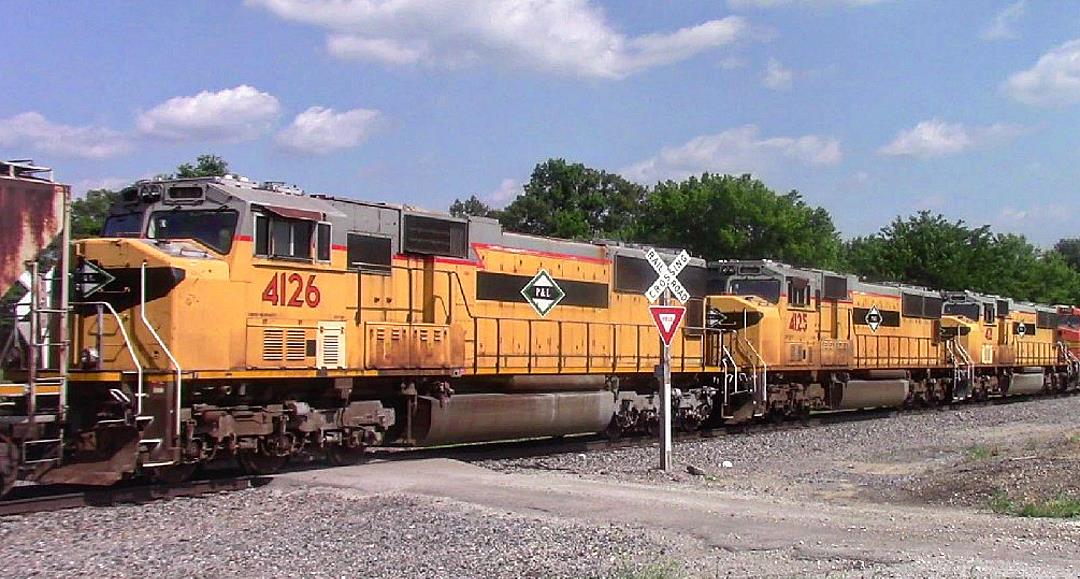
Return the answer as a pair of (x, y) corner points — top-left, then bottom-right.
(649, 305), (686, 347)
(644, 248), (691, 303)
(74, 260), (115, 297)
(520, 269), (564, 317)
(865, 305), (882, 332)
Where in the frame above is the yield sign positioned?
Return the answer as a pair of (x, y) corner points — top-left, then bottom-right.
(644, 248), (691, 304)
(74, 260), (115, 297)
(649, 305), (686, 347)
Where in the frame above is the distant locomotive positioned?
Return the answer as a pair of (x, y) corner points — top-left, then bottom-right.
(2, 171), (1077, 494)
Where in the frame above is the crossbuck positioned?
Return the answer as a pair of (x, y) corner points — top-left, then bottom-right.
(644, 248), (691, 303)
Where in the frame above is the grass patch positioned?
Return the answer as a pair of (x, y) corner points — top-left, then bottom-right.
(966, 445), (999, 461)
(989, 490), (1080, 518)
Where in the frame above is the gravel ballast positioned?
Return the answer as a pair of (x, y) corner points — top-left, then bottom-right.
(478, 395), (1080, 507)
(0, 487), (665, 578)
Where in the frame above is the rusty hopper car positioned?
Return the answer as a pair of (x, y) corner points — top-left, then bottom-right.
(16, 175), (720, 484)
(0, 160), (70, 496)
(705, 261), (1077, 422)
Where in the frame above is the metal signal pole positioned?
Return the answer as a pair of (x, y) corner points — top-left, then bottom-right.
(659, 288), (672, 471)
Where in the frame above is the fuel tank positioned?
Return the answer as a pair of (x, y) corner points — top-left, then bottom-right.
(838, 379), (911, 409)
(1007, 371), (1045, 395)
(413, 391), (615, 445)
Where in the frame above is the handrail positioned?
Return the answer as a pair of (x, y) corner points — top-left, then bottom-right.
(736, 330), (768, 410)
(139, 261), (181, 466)
(72, 300), (144, 415)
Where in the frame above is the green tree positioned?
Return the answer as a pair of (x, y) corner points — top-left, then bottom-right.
(71, 188), (120, 239)
(498, 159), (647, 240)
(1053, 238), (1080, 271)
(844, 212), (1080, 304)
(449, 195), (500, 219)
(175, 154), (229, 178)
(638, 173), (842, 268)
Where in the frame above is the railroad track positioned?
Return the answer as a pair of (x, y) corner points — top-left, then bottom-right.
(2, 389), (1074, 516)
(0, 475), (271, 517)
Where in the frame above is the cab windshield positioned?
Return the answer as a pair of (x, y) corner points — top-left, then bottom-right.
(147, 209), (239, 254)
(728, 278), (781, 304)
(1062, 314), (1080, 329)
(102, 212), (144, 237)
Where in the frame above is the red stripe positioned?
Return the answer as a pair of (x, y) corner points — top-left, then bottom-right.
(234, 235), (253, 242)
(331, 244), (347, 251)
(471, 242), (610, 265)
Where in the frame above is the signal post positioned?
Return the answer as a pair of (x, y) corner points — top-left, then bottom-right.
(645, 249), (689, 472)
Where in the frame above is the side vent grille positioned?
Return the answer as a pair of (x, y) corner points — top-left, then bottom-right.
(317, 322), (347, 369)
(263, 329), (284, 361)
(286, 329), (307, 361)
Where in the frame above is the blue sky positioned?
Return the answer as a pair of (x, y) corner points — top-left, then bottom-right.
(2, 1), (1079, 244)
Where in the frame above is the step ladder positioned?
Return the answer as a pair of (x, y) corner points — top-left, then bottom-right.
(718, 328), (768, 420)
(1, 261), (70, 472)
(947, 339), (975, 401)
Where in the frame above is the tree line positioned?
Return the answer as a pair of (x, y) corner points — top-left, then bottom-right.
(452, 158), (1080, 306)
(67, 154), (1080, 306)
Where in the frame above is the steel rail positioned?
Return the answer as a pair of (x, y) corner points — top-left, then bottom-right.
(0, 475), (270, 517)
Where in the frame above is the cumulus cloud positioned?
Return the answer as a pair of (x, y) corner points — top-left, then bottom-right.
(0, 112), (131, 159)
(488, 178), (520, 205)
(249, 0), (751, 79)
(276, 106), (381, 154)
(1004, 39), (1080, 107)
(621, 125), (842, 183)
(728, 0), (885, 8)
(878, 119), (1027, 159)
(72, 177), (133, 197)
(981, 1), (1025, 41)
(136, 85), (281, 141)
(762, 58), (793, 90)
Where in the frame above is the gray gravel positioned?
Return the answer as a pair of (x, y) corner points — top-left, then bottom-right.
(478, 395), (1080, 506)
(0, 487), (664, 578)
(5, 396), (1080, 579)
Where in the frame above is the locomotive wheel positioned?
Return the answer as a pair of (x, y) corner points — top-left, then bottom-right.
(604, 418), (623, 441)
(149, 463), (199, 485)
(325, 445), (367, 467)
(237, 451), (288, 475)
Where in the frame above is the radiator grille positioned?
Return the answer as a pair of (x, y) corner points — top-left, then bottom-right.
(286, 329), (307, 361)
(263, 329), (284, 361)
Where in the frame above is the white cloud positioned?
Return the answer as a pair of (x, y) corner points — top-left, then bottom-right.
(488, 178), (520, 205)
(878, 119), (1026, 159)
(0, 112), (131, 159)
(1004, 39), (1080, 107)
(621, 125), (842, 183)
(249, 0), (752, 79)
(72, 177), (133, 197)
(762, 57), (793, 90)
(728, 0), (885, 8)
(981, 1), (1025, 41)
(136, 85), (281, 141)
(276, 106), (381, 154)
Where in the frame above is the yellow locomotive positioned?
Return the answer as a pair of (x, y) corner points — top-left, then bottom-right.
(706, 261), (1078, 420)
(50, 175), (717, 482)
(2, 172), (1077, 492)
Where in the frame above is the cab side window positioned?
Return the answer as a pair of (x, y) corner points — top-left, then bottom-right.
(787, 277), (811, 308)
(254, 213), (330, 262)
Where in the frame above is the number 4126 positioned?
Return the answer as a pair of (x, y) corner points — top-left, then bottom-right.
(262, 273), (321, 307)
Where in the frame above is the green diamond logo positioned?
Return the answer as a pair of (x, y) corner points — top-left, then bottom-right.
(521, 269), (565, 317)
